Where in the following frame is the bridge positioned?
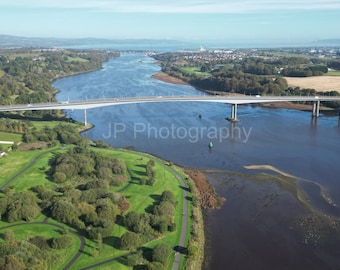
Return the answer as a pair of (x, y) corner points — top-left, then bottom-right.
(0, 95), (339, 125)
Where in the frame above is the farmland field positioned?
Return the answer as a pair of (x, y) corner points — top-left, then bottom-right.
(284, 76), (340, 92)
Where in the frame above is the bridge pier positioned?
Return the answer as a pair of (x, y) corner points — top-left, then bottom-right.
(312, 100), (320, 117)
(226, 104), (240, 122)
(84, 108), (87, 126)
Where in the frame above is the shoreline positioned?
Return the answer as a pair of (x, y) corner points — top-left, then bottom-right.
(151, 72), (338, 113)
(151, 72), (190, 86)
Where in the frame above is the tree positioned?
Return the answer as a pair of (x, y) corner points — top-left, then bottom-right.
(124, 211), (140, 231)
(1, 255), (26, 270)
(147, 177), (156, 186)
(51, 200), (79, 224)
(96, 198), (120, 222)
(97, 232), (103, 252)
(51, 235), (74, 249)
(161, 190), (175, 204)
(4, 230), (16, 247)
(152, 243), (172, 265)
(7, 192), (41, 222)
(147, 261), (164, 270)
(154, 201), (175, 221)
(126, 250), (144, 266)
(146, 160), (156, 178)
(158, 220), (168, 233)
(120, 231), (141, 250)
(124, 211), (152, 234)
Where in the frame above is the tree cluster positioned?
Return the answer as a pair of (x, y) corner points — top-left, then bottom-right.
(0, 118), (31, 133)
(0, 229), (73, 269)
(0, 192), (41, 222)
(281, 65), (328, 77)
(35, 180), (126, 240)
(33, 145), (127, 239)
(51, 143), (126, 184)
(190, 71), (288, 95)
(121, 190), (177, 252)
(141, 159), (156, 186)
(23, 123), (81, 145)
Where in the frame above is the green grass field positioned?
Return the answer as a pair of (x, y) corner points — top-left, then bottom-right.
(181, 67), (211, 77)
(30, 120), (85, 131)
(0, 150), (43, 186)
(0, 131), (22, 142)
(65, 56), (89, 63)
(326, 71), (340, 76)
(0, 146), (192, 270)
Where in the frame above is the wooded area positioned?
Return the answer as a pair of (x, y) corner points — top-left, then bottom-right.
(154, 52), (340, 109)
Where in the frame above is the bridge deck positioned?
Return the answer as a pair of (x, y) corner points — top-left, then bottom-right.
(0, 95), (339, 112)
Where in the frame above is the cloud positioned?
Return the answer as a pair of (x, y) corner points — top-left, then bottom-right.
(3, 0), (340, 13)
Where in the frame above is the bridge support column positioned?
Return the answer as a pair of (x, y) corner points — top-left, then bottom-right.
(226, 104), (240, 122)
(312, 100), (320, 117)
(84, 108), (87, 126)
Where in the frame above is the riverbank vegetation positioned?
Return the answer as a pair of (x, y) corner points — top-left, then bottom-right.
(0, 48), (119, 119)
(153, 50), (340, 109)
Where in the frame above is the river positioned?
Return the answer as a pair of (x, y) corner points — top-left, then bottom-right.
(54, 53), (340, 269)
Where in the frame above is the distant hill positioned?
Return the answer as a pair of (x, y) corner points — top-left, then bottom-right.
(0, 34), (112, 48)
(315, 39), (340, 46)
(0, 34), (192, 50)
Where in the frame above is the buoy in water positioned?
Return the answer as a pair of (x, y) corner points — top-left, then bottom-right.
(208, 142), (213, 148)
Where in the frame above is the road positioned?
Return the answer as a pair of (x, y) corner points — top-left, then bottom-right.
(0, 95), (339, 112)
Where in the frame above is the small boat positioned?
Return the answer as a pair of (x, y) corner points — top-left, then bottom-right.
(208, 142), (213, 148)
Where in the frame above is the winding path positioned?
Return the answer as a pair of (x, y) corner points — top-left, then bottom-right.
(0, 149), (88, 269)
(0, 221), (86, 270)
(0, 150), (53, 190)
(0, 148), (190, 269)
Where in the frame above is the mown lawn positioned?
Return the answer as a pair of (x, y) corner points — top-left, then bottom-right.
(0, 131), (22, 142)
(6, 150), (61, 192)
(0, 149), (54, 187)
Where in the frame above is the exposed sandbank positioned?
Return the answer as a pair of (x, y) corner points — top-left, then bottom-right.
(151, 72), (190, 85)
(244, 164), (296, 178)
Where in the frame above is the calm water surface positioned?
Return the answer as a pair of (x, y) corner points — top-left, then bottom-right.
(54, 54), (340, 269)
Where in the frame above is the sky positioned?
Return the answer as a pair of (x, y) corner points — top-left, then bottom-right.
(0, 0), (339, 45)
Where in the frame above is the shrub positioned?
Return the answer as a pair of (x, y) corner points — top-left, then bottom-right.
(51, 235), (74, 249)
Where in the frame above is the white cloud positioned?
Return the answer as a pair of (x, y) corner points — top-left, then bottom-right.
(2, 0), (340, 13)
